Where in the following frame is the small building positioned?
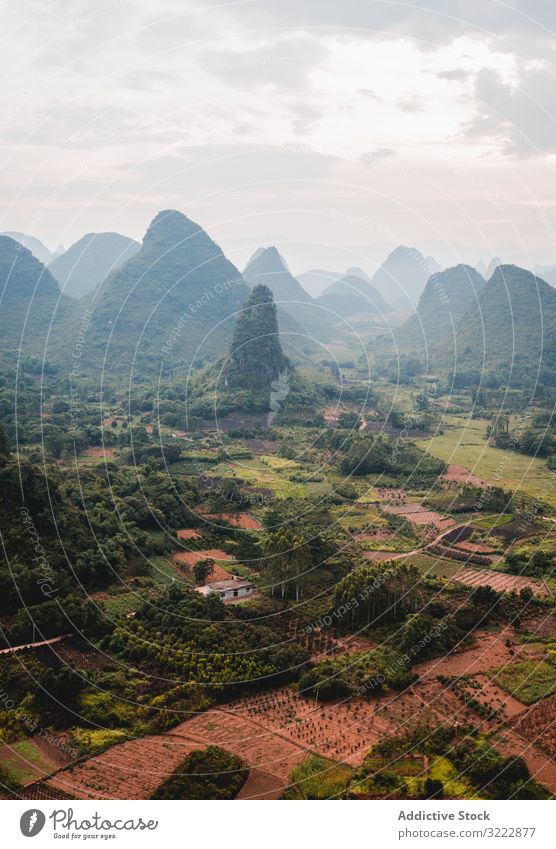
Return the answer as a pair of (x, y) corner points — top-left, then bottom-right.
(196, 578), (253, 602)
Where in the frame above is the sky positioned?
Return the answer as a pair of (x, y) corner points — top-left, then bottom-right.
(1, 0), (556, 274)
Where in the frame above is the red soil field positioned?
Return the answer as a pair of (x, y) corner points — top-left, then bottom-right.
(454, 540), (497, 554)
(176, 529), (201, 540)
(174, 556), (232, 583)
(495, 728), (556, 796)
(174, 549), (234, 566)
(511, 694), (556, 758)
(524, 613), (556, 639)
(452, 567), (550, 596)
(382, 502), (454, 530)
(363, 551), (404, 561)
(415, 628), (528, 683)
(46, 735), (202, 800)
(202, 512), (262, 530)
(82, 446), (115, 458)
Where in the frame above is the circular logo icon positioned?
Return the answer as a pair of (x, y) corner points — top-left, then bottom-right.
(20, 810), (46, 837)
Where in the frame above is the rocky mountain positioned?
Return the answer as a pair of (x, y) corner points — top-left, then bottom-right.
(370, 246), (437, 310)
(244, 247), (335, 336)
(1, 231), (53, 265)
(399, 264), (485, 355)
(48, 233), (140, 298)
(244, 247), (312, 304)
(189, 284), (316, 419)
(316, 272), (393, 319)
(225, 284), (289, 392)
(81, 210), (251, 381)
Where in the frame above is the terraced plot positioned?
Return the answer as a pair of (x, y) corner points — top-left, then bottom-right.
(46, 735), (201, 800)
(452, 567), (550, 596)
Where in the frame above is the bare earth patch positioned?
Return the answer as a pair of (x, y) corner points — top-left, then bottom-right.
(202, 512), (262, 530)
(442, 464), (486, 488)
(382, 502), (454, 530)
(176, 529), (202, 540)
(82, 447), (115, 458)
(416, 628), (526, 683)
(511, 694), (556, 758)
(174, 549), (234, 566)
(452, 567), (550, 596)
(363, 551), (404, 561)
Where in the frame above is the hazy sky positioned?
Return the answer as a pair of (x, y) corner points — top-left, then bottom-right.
(2, 1), (556, 272)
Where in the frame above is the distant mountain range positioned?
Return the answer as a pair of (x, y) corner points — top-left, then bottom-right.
(535, 264), (556, 288)
(48, 233), (140, 298)
(370, 246), (439, 310)
(316, 272), (393, 318)
(3, 214), (555, 391)
(243, 247), (337, 337)
(296, 269), (341, 298)
(0, 231), (61, 265)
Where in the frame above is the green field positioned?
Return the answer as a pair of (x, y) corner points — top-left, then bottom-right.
(488, 660), (556, 704)
(0, 738), (58, 784)
(423, 415), (556, 508)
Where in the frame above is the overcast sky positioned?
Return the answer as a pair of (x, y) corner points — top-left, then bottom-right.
(2, 1), (556, 272)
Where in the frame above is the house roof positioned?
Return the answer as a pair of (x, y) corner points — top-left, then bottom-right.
(204, 579), (252, 591)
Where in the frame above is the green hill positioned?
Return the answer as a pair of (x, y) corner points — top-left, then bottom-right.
(1, 231), (53, 264)
(0, 236), (75, 366)
(79, 209), (250, 381)
(399, 264), (485, 355)
(447, 265), (556, 389)
(48, 232), (140, 298)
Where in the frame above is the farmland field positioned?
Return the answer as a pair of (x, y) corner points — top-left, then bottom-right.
(423, 415), (556, 508)
(488, 661), (556, 704)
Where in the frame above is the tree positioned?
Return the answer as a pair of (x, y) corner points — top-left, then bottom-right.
(193, 558), (214, 585)
(0, 423), (9, 455)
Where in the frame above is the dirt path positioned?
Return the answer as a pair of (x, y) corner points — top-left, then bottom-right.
(0, 634), (70, 655)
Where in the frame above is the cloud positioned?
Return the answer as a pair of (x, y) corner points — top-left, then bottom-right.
(360, 147), (396, 166)
(118, 143), (339, 190)
(466, 66), (556, 157)
(437, 68), (470, 81)
(196, 37), (329, 89)
(230, 1), (556, 45)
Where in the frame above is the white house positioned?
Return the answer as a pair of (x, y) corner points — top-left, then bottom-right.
(196, 578), (253, 602)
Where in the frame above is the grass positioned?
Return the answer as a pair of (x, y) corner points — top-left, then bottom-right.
(209, 458), (310, 499)
(0, 738), (57, 784)
(423, 414), (556, 508)
(409, 552), (467, 579)
(488, 660), (556, 704)
(284, 755), (352, 800)
(473, 514), (514, 529)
